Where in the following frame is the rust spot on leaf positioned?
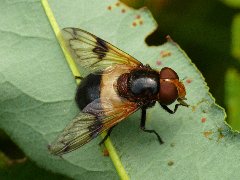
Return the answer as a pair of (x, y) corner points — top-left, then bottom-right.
(160, 50), (171, 58)
(136, 15), (141, 19)
(201, 117), (206, 123)
(156, 60), (162, 66)
(131, 14), (144, 27)
(203, 130), (213, 139)
(186, 79), (192, 84)
(103, 149), (109, 156)
(116, 2), (120, 6)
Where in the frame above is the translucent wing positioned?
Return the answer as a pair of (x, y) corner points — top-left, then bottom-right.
(49, 98), (139, 155)
(61, 28), (142, 73)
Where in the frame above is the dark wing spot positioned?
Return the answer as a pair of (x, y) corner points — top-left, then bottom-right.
(88, 119), (103, 138)
(82, 98), (104, 138)
(62, 145), (71, 153)
(72, 28), (78, 37)
(92, 37), (109, 59)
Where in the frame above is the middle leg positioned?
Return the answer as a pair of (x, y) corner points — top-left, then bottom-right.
(140, 108), (164, 144)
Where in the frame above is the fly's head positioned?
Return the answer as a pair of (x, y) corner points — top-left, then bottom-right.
(158, 67), (188, 107)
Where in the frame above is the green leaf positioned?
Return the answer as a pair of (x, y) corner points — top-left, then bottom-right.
(0, 159), (69, 180)
(225, 68), (240, 131)
(1, 0), (239, 179)
(222, 0), (240, 8)
(232, 13), (240, 61)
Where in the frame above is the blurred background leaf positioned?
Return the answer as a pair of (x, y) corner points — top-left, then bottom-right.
(232, 14), (240, 62)
(225, 69), (240, 130)
(222, 0), (240, 8)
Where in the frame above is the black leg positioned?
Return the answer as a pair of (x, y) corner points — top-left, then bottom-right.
(140, 108), (164, 144)
(75, 76), (83, 80)
(160, 103), (181, 114)
(99, 126), (116, 146)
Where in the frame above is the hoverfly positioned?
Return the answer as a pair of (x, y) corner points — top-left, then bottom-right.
(48, 28), (189, 155)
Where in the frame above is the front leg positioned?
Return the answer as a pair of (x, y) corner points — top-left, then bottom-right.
(140, 108), (164, 144)
(99, 125), (116, 146)
(75, 76), (83, 80)
(160, 102), (189, 114)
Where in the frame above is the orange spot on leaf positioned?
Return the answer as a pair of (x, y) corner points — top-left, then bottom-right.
(201, 117), (206, 123)
(186, 79), (192, 84)
(121, 9), (126, 13)
(132, 22), (137, 27)
(203, 131), (213, 139)
(103, 149), (109, 156)
(160, 50), (171, 57)
(156, 60), (162, 66)
(107, 6), (112, 10)
(116, 2), (120, 6)
(136, 15), (141, 19)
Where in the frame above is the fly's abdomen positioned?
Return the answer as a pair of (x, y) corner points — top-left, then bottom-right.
(75, 73), (102, 110)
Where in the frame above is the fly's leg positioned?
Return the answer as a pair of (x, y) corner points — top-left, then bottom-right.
(140, 108), (164, 144)
(99, 126), (116, 146)
(75, 76), (83, 80)
(160, 103), (185, 114)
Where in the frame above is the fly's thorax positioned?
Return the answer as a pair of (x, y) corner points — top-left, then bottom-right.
(128, 68), (159, 98)
(117, 67), (160, 102)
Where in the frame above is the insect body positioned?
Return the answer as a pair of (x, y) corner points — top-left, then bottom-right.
(48, 28), (188, 155)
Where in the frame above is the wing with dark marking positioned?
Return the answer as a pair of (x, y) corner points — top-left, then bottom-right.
(48, 112), (98, 155)
(61, 27), (142, 73)
(48, 98), (139, 155)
